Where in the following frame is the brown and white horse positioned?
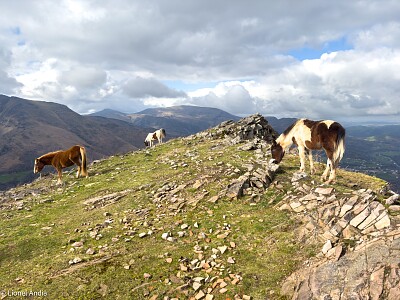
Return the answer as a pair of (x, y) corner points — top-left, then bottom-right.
(34, 145), (88, 184)
(144, 128), (166, 147)
(271, 119), (345, 183)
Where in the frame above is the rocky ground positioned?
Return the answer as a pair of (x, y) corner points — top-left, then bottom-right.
(1, 114), (399, 300)
(278, 172), (400, 299)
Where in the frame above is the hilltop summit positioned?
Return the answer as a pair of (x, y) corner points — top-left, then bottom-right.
(0, 114), (399, 299)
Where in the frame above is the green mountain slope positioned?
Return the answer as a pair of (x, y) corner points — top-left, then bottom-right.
(0, 95), (151, 190)
(0, 116), (395, 300)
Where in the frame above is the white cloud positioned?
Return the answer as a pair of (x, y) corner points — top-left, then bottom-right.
(123, 77), (186, 99)
(0, 0), (399, 121)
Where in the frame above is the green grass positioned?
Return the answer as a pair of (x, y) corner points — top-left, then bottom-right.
(0, 137), (387, 299)
(0, 170), (31, 184)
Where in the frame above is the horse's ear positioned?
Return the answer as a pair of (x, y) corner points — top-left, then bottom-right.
(272, 140), (277, 146)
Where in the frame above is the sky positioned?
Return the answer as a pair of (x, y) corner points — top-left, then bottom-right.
(1, 0), (400, 123)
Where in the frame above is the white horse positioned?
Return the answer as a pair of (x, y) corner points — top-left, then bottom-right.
(144, 128), (166, 147)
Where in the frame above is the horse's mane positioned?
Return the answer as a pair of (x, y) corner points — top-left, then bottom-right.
(38, 150), (63, 160)
(282, 119), (300, 137)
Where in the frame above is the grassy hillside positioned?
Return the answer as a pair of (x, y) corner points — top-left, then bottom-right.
(0, 133), (386, 299)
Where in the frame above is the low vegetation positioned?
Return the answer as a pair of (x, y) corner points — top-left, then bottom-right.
(0, 136), (387, 299)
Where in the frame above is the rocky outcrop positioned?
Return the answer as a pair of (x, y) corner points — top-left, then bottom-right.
(280, 172), (400, 299)
(190, 113), (278, 147)
(226, 161), (279, 200)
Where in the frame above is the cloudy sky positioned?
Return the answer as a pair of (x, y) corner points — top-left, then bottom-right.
(1, 0), (400, 122)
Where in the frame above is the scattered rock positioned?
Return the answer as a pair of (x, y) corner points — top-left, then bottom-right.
(69, 257), (82, 265)
(322, 240), (332, 254)
(86, 248), (95, 255)
(315, 187), (334, 195)
(143, 273), (152, 279)
(218, 246), (228, 254)
(385, 193), (399, 205)
(71, 241), (83, 248)
(227, 257), (235, 264)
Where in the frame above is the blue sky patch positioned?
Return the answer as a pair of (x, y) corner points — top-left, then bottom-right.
(163, 80), (218, 92)
(10, 26), (21, 35)
(288, 37), (352, 61)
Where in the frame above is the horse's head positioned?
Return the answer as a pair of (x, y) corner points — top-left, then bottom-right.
(33, 158), (45, 173)
(144, 141), (149, 147)
(271, 140), (284, 164)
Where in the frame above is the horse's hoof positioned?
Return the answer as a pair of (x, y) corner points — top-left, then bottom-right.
(324, 180), (336, 185)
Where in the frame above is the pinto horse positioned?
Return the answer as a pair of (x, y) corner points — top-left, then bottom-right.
(271, 119), (345, 183)
(34, 145), (88, 184)
(144, 128), (166, 147)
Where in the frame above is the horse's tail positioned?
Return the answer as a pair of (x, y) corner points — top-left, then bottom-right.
(333, 125), (345, 167)
(80, 146), (88, 177)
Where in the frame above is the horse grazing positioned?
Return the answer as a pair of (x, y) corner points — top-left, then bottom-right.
(271, 119), (345, 183)
(144, 128), (166, 147)
(34, 145), (88, 184)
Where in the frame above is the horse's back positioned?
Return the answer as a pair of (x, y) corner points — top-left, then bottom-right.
(55, 145), (82, 165)
(314, 120), (345, 137)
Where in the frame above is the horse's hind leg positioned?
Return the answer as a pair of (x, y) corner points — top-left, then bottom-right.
(323, 147), (336, 184)
(327, 167), (336, 184)
(322, 159), (331, 181)
(56, 168), (63, 185)
(70, 157), (82, 178)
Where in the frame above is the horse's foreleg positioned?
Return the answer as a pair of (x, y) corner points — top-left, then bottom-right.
(76, 165), (81, 178)
(321, 159), (331, 182)
(298, 146), (306, 172)
(308, 150), (316, 174)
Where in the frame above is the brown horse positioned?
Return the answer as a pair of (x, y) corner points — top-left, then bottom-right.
(271, 119), (345, 183)
(34, 145), (88, 184)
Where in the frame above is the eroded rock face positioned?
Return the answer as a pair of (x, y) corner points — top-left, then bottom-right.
(280, 174), (400, 300)
(283, 238), (400, 300)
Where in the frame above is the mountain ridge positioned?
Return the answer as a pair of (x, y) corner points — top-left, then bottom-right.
(1, 95), (399, 193)
(0, 114), (398, 299)
(92, 105), (241, 137)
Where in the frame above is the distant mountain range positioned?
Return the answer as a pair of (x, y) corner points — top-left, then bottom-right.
(91, 106), (240, 137)
(1, 94), (399, 193)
